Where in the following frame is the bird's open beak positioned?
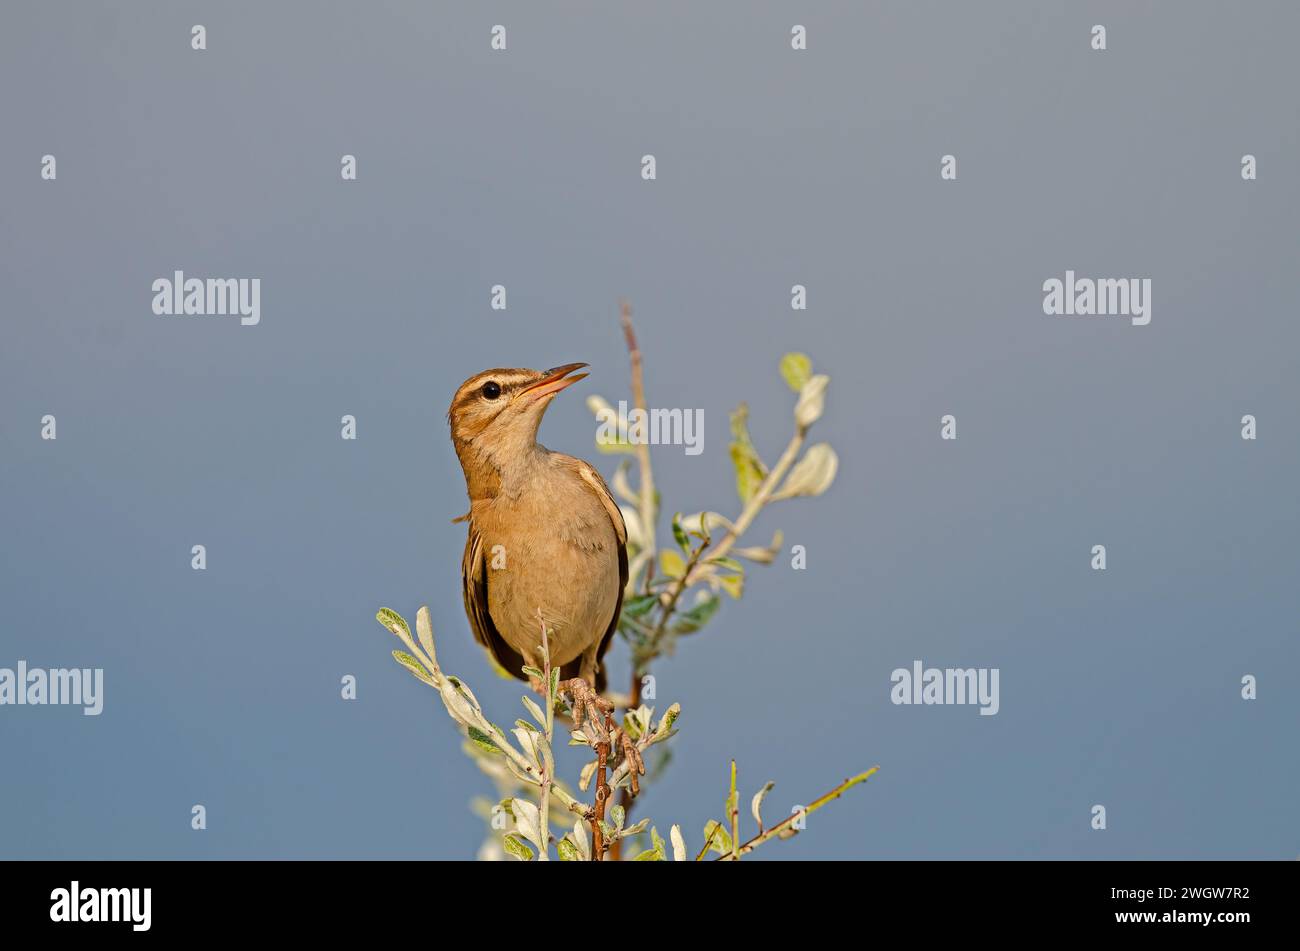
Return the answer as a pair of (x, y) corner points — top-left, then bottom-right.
(520, 362), (589, 400)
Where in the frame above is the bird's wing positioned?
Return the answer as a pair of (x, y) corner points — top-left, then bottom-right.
(575, 461), (629, 693)
(461, 523), (527, 681)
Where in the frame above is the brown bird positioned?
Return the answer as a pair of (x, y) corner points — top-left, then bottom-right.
(448, 363), (627, 694)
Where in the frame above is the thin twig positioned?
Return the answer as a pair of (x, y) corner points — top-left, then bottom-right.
(687, 426), (805, 582)
(643, 534), (712, 664)
(728, 759), (739, 860)
(621, 301), (657, 596)
(537, 616), (553, 861)
(714, 768), (880, 861)
(695, 821), (722, 861)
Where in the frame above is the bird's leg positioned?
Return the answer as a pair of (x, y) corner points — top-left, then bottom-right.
(577, 642), (601, 693)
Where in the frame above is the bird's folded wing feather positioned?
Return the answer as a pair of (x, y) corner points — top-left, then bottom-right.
(575, 462), (629, 680)
(461, 525), (526, 680)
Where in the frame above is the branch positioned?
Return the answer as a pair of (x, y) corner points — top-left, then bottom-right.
(714, 768), (879, 861)
(642, 532), (712, 668)
(685, 424), (805, 584)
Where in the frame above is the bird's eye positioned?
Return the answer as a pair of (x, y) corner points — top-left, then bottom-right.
(481, 381), (502, 400)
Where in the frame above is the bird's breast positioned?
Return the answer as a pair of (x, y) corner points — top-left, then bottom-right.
(475, 480), (621, 667)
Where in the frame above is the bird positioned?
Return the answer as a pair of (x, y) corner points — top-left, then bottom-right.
(448, 363), (628, 696)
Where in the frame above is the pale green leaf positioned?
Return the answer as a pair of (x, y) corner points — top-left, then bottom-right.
(703, 820), (733, 855)
(718, 573), (744, 599)
(780, 352), (812, 392)
(502, 833), (534, 862)
(521, 695), (547, 729)
(660, 549), (686, 579)
(728, 403), (769, 503)
(415, 606), (438, 671)
(774, 443), (838, 500)
(391, 650), (434, 685)
(751, 781), (776, 831)
(794, 375), (830, 429)
(669, 825), (687, 861)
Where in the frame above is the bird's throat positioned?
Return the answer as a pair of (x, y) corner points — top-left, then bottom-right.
(456, 436), (551, 501)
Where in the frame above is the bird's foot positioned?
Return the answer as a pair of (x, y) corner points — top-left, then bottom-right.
(560, 679), (645, 798)
(560, 677), (612, 738)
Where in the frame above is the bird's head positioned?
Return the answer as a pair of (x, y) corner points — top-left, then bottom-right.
(448, 363), (589, 491)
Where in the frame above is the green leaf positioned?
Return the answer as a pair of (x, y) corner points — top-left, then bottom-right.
(654, 703), (681, 739)
(673, 594), (720, 634)
(467, 726), (501, 755)
(521, 665), (544, 681)
(610, 804), (626, 832)
(391, 650), (434, 685)
(780, 352), (813, 392)
(622, 594), (658, 619)
(557, 837), (582, 862)
(501, 833), (534, 862)
(719, 573), (744, 599)
(707, 556), (744, 573)
(376, 608), (411, 641)
(634, 847), (666, 861)
(671, 513), (690, 552)
(728, 404), (768, 504)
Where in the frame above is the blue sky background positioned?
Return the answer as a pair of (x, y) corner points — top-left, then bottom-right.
(1, 1), (1297, 859)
